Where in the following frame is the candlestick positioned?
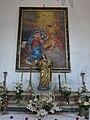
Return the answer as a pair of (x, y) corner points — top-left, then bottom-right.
(20, 72), (23, 89)
(58, 71), (62, 92)
(80, 72), (86, 92)
(28, 68), (33, 91)
(64, 73), (67, 83)
(3, 71), (8, 89)
(80, 72), (85, 80)
(29, 68), (31, 85)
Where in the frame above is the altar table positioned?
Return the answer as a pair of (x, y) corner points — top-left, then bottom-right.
(0, 113), (86, 120)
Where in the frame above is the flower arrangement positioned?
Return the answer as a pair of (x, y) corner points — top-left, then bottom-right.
(60, 73), (71, 104)
(61, 83), (71, 104)
(26, 92), (61, 118)
(0, 82), (3, 86)
(15, 72), (23, 104)
(0, 82), (6, 97)
(15, 81), (23, 104)
(0, 82), (4, 89)
(78, 95), (90, 106)
(78, 95), (90, 119)
(61, 84), (71, 96)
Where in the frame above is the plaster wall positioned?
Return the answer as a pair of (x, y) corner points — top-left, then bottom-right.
(0, 0), (90, 91)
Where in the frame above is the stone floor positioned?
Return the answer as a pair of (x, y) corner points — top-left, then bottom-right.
(0, 112), (86, 120)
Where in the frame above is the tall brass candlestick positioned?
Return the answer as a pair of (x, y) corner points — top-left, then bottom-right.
(28, 68), (33, 91)
(20, 72), (23, 89)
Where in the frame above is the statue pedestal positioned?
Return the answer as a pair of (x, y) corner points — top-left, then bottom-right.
(37, 86), (50, 91)
(35, 90), (55, 101)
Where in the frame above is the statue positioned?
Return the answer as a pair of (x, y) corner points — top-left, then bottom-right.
(35, 54), (52, 90)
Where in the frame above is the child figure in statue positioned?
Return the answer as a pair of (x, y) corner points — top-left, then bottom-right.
(35, 54), (52, 90)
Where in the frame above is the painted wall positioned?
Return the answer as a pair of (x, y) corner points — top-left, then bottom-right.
(0, 0), (90, 91)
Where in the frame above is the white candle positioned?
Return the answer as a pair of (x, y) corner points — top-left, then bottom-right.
(20, 72), (23, 89)
(21, 72), (23, 82)
(58, 71), (60, 76)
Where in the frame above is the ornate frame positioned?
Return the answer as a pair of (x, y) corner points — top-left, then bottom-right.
(16, 7), (71, 72)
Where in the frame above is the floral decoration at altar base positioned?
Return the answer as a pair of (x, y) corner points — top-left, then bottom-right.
(78, 94), (90, 119)
(26, 91), (62, 118)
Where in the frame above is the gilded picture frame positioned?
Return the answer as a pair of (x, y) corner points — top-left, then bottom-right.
(16, 7), (71, 72)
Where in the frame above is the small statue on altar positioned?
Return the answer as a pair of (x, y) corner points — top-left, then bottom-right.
(35, 54), (53, 90)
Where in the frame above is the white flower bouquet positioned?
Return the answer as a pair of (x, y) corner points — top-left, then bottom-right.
(78, 95), (90, 107)
(61, 83), (71, 104)
(0, 82), (4, 91)
(15, 81), (23, 104)
(78, 95), (90, 119)
(26, 92), (61, 116)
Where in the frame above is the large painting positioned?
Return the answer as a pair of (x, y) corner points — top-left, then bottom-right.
(16, 7), (71, 72)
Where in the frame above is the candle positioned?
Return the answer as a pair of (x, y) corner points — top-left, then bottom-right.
(58, 71), (62, 92)
(21, 72), (23, 82)
(28, 68), (33, 91)
(76, 116), (79, 120)
(58, 71), (60, 76)
(29, 68), (32, 84)
(64, 73), (67, 83)
(25, 117), (28, 120)
(20, 72), (23, 89)
(10, 116), (13, 119)
(38, 117), (41, 120)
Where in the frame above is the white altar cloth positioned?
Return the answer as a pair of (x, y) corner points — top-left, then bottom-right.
(0, 113), (85, 120)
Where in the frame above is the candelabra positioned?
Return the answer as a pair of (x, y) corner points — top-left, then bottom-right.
(80, 72), (86, 92)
